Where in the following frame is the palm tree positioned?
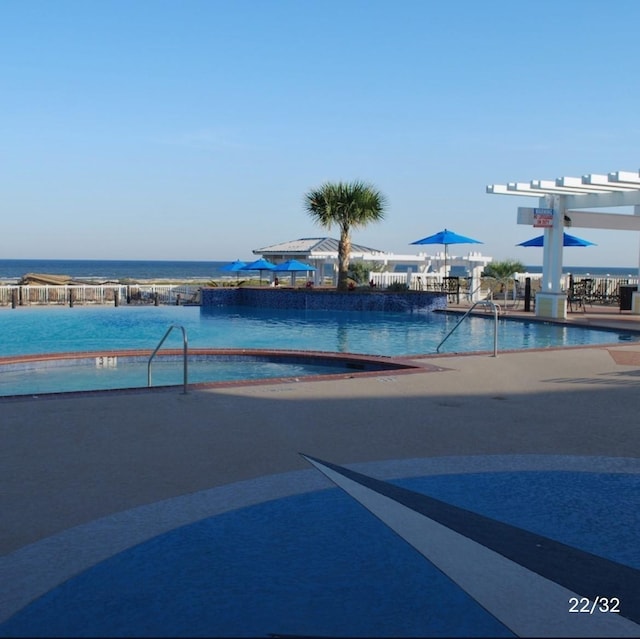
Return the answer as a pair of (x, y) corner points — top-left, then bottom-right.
(483, 259), (525, 305)
(483, 259), (524, 280)
(304, 180), (387, 290)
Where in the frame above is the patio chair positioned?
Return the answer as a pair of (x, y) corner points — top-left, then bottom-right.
(442, 276), (460, 303)
(579, 278), (594, 306)
(567, 281), (586, 313)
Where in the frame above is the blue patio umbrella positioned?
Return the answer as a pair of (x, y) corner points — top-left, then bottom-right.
(220, 260), (248, 281)
(221, 259), (248, 271)
(273, 259), (317, 286)
(410, 228), (483, 274)
(517, 232), (597, 248)
(273, 259), (316, 272)
(243, 257), (276, 285)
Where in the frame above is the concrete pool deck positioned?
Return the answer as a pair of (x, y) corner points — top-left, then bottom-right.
(1, 305), (640, 637)
(448, 298), (640, 332)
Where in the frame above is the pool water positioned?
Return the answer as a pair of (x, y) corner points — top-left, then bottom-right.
(0, 305), (636, 358)
(0, 356), (366, 396)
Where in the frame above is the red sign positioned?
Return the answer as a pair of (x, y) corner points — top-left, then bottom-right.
(533, 208), (554, 228)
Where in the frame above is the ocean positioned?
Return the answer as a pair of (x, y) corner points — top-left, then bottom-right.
(0, 259), (235, 283)
(0, 259), (637, 284)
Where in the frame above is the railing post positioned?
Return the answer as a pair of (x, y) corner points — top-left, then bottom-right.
(436, 300), (499, 356)
(491, 302), (498, 357)
(148, 325), (189, 394)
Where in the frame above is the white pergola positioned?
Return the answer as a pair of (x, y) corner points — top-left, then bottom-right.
(487, 170), (640, 319)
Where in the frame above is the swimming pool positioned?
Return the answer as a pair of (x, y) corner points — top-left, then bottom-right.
(1, 305), (637, 358)
(1, 305), (637, 396)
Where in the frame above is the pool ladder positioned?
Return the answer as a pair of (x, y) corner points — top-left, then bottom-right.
(148, 325), (189, 393)
(436, 301), (499, 356)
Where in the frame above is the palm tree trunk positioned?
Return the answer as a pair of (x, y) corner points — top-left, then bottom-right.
(337, 227), (351, 290)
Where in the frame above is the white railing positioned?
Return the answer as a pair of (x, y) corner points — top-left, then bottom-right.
(368, 271), (640, 305)
(369, 272), (411, 288)
(370, 271), (639, 291)
(368, 272), (446, 291)
(490, 273), (640, 307)
(513, 273), (638, 289)
(0, 284), (201, 307)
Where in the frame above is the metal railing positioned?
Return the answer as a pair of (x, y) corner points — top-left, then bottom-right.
(0, 284), (201, 306)
(436, 300), (500, 356)
(147, 325), (189, 394)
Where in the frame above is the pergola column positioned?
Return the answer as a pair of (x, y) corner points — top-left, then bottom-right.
(537, 195), (567, 319)
(634, 205), (640, 314)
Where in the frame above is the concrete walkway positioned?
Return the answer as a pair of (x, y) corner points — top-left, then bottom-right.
(1, 307), (640, 637)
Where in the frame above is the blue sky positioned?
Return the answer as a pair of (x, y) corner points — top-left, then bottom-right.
(3, 0), (640, 266)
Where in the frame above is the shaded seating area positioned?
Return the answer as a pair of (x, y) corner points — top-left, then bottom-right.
(572, 277), (621, 306)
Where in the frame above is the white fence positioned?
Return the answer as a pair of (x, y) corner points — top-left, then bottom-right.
(368, 272), (450, 291)
(0, 284), (201, 307)
(368, 271), (640, 304)
(513, 274), (638, 300)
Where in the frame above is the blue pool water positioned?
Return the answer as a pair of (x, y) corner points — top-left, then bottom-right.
(0, 305), (637, 358)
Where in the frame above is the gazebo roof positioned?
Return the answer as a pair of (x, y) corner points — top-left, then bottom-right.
(253, 237), (386, 256)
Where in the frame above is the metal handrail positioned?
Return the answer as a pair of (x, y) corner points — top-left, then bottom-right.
(147, 325), (189, 393)
(436, 301), (499, 356)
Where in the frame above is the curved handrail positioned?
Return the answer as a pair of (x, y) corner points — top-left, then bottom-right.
(436, 301), (499, 356)
(147, 325), (189, 393)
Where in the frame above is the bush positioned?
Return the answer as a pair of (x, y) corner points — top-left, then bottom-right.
(386, 282), (410, 292)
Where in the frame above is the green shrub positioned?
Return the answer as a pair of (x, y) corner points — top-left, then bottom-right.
(386, 282), (410, 292)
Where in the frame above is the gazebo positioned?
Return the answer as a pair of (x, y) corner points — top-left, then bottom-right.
(252, 237), (389, 286)
(253, 236), (493, 289)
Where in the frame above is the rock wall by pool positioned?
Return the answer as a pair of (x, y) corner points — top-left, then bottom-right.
(201, 288), (447, 312)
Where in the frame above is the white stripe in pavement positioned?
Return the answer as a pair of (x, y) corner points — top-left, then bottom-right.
(304, 456), (640, 638)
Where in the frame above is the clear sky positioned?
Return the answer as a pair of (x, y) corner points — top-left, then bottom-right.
(3, 0), (640, 266)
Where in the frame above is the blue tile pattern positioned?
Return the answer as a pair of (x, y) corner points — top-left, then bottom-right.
(3, 468), (639, 637)
(201, 288), (447, 312)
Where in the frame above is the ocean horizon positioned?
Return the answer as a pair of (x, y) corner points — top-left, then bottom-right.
(0, 259), (235, 283)
(0, 258), (638, 283)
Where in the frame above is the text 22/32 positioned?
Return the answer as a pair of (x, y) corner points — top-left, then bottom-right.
(569, 597), (620, 614)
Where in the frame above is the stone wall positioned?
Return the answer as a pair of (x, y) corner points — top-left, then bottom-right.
(201, 287), (447, 312)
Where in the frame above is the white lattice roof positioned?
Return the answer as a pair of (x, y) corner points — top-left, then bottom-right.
(487, 170), (640, 201)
